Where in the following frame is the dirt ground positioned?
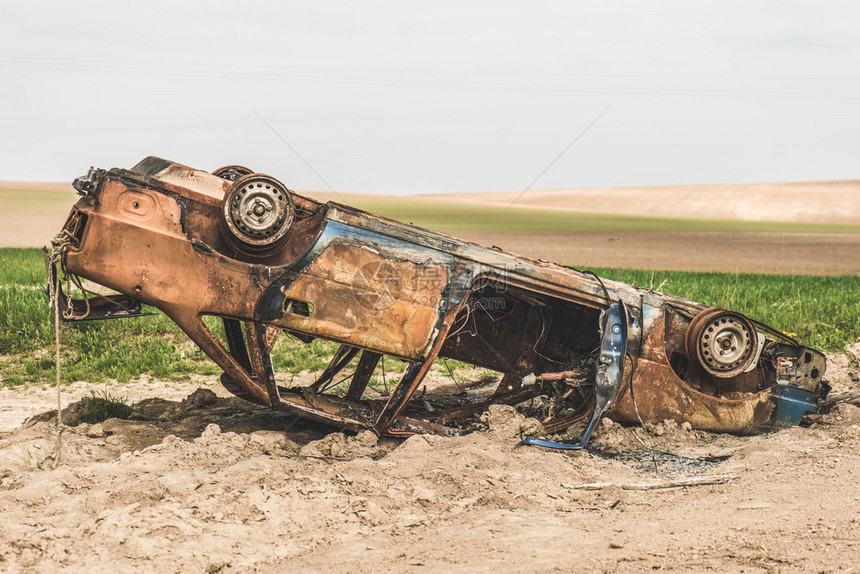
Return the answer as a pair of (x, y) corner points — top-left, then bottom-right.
(1, 345), (858, 573)
(0, 211), (73, 249)
(452, 230), (860, 275)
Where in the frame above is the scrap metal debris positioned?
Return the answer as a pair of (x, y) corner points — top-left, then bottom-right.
(45, 158), (829, 446)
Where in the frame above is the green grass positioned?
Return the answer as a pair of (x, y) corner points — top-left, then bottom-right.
(0, 248), (51, 286)
(589, 267), (860, 352)
(0, 248), (857, 388)
(348, 199), (860, 234)
(79, 389), (141, 424)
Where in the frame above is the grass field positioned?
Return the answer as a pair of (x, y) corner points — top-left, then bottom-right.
(590, 266), (860, 351)
(1, 247), (857, 388)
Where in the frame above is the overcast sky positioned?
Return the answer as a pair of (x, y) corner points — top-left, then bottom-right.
(0, 1), (858, 194)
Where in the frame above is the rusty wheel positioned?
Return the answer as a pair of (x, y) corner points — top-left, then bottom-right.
(221, 173), (294, 256)
(686, 308), (757, 378)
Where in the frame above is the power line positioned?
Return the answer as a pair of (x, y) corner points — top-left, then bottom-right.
(2, 56), (860, 101)
(4, 54), (860, 82)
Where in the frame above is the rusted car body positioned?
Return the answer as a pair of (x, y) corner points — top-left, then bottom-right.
(47, 157), (828, 444)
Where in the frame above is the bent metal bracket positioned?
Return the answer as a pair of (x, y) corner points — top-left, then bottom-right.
(45, 158), (829, 445)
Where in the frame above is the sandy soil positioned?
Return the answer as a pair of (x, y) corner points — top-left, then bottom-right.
(1, 345), (858, 572)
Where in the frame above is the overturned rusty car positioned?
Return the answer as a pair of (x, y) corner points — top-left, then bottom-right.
(46, 157), (828, 447)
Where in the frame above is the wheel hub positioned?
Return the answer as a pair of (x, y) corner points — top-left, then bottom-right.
(686, 308), (757, 378)
(221, 174), (294, 252)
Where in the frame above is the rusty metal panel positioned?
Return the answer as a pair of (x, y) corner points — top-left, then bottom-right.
(270, 232), (452, 359)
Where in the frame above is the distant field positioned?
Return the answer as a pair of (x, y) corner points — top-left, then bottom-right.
(1, 248), (858, 388)
(5, 187), (860, 237)
(5, 184), (860, 274)
(0, 187), (77, 213)
(418, 179), (860, 225)
(346, 199), (860, 234)
(0, 188), (78, 248)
